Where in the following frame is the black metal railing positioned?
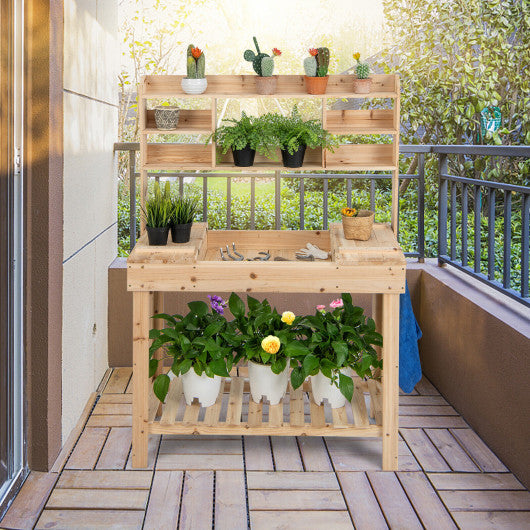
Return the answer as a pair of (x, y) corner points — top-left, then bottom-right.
(113, 143), (529, 306)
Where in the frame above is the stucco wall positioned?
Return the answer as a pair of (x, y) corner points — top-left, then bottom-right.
(62, 0), (118, 441)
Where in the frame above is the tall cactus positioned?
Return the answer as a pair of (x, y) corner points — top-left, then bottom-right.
(316, 47), (330, 77)
(244, 37), (280, 77)
(186, 44), (205, 79)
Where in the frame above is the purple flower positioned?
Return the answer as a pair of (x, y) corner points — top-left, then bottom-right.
(208, 295), (227, 315)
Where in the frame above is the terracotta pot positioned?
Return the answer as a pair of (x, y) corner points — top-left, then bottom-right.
(352, 77), (372, 94)
(255, 75), (277, 95)
(342, 210), (375, 241)
(304, 75), (329, 95)
(248, 360), (289, 405)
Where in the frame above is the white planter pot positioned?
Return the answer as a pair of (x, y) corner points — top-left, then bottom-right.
(248, 360), (289, 405)
(181, 77), (208, 95)
(311, 368), (352, 408)
(181, 369), (221, 407)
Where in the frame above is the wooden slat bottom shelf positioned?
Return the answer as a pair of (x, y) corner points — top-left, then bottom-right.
(147, 376), (383, 437)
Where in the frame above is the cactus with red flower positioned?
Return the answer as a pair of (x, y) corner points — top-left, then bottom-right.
(244, 37), (281, 77)
(304, 46), (330, 77)
(186, 44), (205, 79)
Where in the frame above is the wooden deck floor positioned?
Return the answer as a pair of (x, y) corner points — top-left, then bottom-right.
(2, 367), (529, 529)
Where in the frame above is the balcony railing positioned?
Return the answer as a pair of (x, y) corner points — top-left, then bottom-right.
(113, 143), (530, 307)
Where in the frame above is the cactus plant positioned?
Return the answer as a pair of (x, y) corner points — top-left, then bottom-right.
(244, 37), (281, 77)
(186, 44), (205, 79)
(303, 47), (329, 77)
(353, 52), (370, 79)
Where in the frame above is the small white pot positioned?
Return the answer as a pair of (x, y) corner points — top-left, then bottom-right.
(181, 77), (208, 95)
(248, 360), (289, 405)
(181, 369), (221, 407)
(311, 368), (351, 408)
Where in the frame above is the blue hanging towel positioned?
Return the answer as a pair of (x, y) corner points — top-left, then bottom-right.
(399, 281), (422, 393)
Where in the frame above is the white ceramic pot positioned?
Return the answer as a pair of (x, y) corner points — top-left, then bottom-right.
(248, 360), (289, 405)
(181, 369), (221, 407)
(181, 77), (208, 95)
(311, 368), (352, 408)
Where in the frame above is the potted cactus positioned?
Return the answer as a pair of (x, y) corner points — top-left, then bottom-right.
(303, 47), (330, 95)
(244, 37), (281, 95)
(352, 52), (372, 94)
(181, 44), (207, 95)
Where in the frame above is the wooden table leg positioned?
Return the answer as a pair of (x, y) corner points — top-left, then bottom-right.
(153, 292), (164, 417)
(370, 294), (383, 419)
(382, 293), (399, 471)
(132, 290), (153, 468)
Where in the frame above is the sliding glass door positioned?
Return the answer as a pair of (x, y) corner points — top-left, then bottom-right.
(0, 0), (26, 514)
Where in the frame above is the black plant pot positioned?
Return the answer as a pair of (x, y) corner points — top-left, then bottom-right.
(146, 226), (169, 246)
(171, 222), (193, 243)
(281, 145), (306, 168)
(232, 146), (256, 167)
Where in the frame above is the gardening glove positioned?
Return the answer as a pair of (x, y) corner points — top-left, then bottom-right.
(295, 243), (329, 260)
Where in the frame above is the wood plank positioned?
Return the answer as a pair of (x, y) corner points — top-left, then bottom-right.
(126, 434), (160, 470)
(215, 471), (247, 530)
(179, 470), (214, 530)
(57, 470), (152, 490)
(204, 379), (224, 426)
(352, 385), (369, 426)
(95, 427), (132, 470)
(367, 472), (423, 529)
(35, 510), (144, 530)
(428, 472), (525, 491)
(400, 429), (450, 472)
(248, 400), (263, 427)
(440, 490), (530, 511)
(309, 392), (326, 428)
(96, 368), (113, 393)
(86, 414), (132, 427)
(425, 428), (480, 472)
(250, 510), (353, 530)
(144, 471), (183, 530)
(399, 395), (448, 406)
(0, 472), (58, 530)
(367, 380), (383, 425)
(182, 402), (201, 424)
(414, 377), (440, 395)
(450, 428), (509, 472)
(51, 392), (98, 473)
(451, 511), (530, 529)
(46, 488), (149, 510)
(226, 377), (244, 425)
(399, 416), (467, 428)
(65, 427), (109, 470)
(244, 436), (274, 471)
(270, 437), (303, 471)
(337, 472), (388, 530)
(98, 393), (132, 404)
(248, 489), (346, 511)
(268, 402), (283, 427)
(247, 471), (339, 490)
(92, 402), (132, 415)
(160, 377), (183, 424)
(156, 453), (243, 470)
(104, 367), (132, 393)
(398, 471), (457, 529)
(399, 405), (458, 416)
(289, 384), (305, 427)
(159, 438), (242, 455)
(297, 436), (333, 471)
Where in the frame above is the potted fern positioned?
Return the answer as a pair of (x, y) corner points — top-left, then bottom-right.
(262, 108), (337, 168)
(303, 47), (330, 94)
(210, 112), (276, 167)
(181, 45), (207, 95)
(170, 196), (199, 243)
(352, 52), (372, 94)
(244, 37), (282, 95)
(142, 182), (171, 246)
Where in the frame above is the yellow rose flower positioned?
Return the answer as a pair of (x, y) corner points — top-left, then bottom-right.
(261, 335), (281, 354)
(281, 311), (295, 325)
(353, 52), (361, 61)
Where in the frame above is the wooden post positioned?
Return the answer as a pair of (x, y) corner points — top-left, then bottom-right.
(153, 291), (164, 417)
(382, 293), (399, 470)
(139, 82), (147, 233)
(391, 75), (400, 233)
(370, 293), (383, 419)
(132, 290), (152, 468)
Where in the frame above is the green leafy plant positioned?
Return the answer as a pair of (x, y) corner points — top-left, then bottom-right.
(293, 293), (383, 401)
(186, 44), (205, 79)
(261, 107), (338, 155)
(228, 293), (310, 383)
(303, 47), (330, 77)
(149, 298), (240, 403)
(209, 112), (277, 157)
(243, 37), (281, 77)
(141, 181), (172, 228)
(171, 195), (198, 225)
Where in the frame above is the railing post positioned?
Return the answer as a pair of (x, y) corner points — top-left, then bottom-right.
(521, 193), (529, 299)
(487, 188), (496, 281)
(129, 150), (136, 251)
(438, 154), (448, 264)
(275, 171), (281, 230)
(323, 178), (329, 230)
(417, 153), (425, 262)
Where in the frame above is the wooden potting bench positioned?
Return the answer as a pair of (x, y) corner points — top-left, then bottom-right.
(128, 74), (404, 470)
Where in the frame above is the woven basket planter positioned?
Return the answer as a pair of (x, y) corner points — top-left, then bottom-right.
(342, 210), (375, 241)
(154, 106), (180, 130)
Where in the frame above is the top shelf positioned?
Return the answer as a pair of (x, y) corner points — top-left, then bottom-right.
(141, 74), (399, 99)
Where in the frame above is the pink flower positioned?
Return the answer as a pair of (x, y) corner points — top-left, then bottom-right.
(330, 298), (343, 309)
(316, 305), (326, 312)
